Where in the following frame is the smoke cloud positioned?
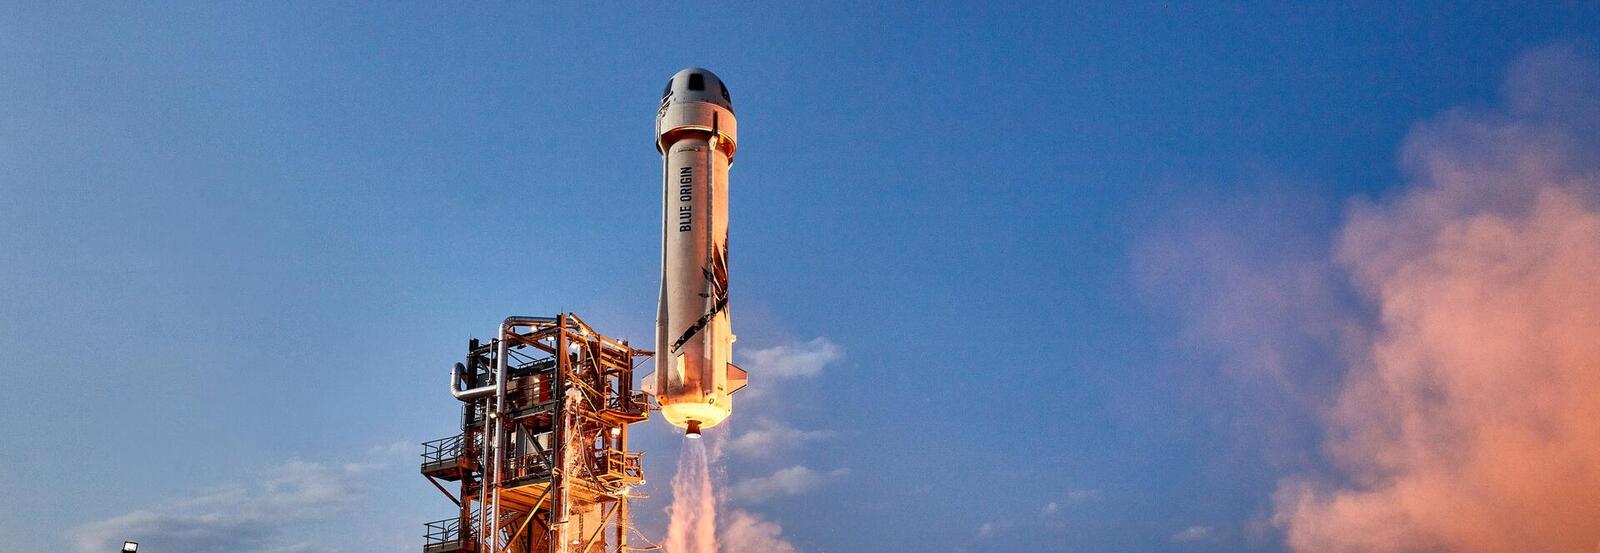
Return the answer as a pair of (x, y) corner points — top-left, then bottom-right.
(1131, 176), (1356, 478)
(718, 510), (801, 553)
(1273, 44), (1600, 552)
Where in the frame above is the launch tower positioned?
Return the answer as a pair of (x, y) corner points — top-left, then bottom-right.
(421, 314), (652, 553)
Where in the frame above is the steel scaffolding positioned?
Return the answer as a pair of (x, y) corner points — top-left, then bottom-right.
(423, 314), (652, 553)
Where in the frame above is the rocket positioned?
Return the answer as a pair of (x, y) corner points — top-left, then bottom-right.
(644, 68), (747, 438)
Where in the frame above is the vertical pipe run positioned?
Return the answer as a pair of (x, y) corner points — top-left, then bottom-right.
(555, 314), (570, 553)
(491, 328), (509, 553)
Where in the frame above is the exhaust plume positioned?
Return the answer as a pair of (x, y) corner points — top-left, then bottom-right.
(665, 439), (718, 553)
(1274, 44), (1600, 553)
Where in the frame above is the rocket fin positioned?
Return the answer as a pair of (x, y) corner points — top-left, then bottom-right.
(727, 362), (748, 394)
(640, 370), (657, 396)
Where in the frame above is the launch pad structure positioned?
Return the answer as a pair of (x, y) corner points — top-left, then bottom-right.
(421, 314), (654, 553)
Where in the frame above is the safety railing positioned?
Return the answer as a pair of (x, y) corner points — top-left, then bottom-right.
(421, 434), (465, 467)
(423, 516), (465, 548)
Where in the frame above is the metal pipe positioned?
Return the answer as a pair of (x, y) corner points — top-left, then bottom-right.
(490, 327), (507, 553)
(554, 313), (571, 552)
(486, 316), (550, 553)
(450, 362), (494, 401)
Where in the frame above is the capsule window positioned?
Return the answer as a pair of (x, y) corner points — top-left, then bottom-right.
(687, 73), (705, 91)
(662, 79), (673, 98)
(719, 82), (730, 102)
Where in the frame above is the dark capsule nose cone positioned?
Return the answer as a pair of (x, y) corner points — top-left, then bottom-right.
(662, 67), (732, 112)
(685, 420), (703, 438)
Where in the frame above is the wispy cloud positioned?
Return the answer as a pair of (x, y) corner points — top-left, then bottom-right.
(71, 457), (381, 553)
(1065, 488), (1101, 503)
(738, 337), (843, 379)
(728, 465), (849, 503)
(1131, 179), (1352, 409)
(727, 418), (835, 459)
(365, 440), (414, 460)
(1128, 172), (1363, 495)
(976, 520), (1016, 539)
(1171, 525), (1213, 543)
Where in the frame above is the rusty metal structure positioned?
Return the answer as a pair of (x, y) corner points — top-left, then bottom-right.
(422, 314), (652, 553)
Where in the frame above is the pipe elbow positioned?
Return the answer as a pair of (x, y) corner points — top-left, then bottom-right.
(502, 315), (555, 329)
(450, 362), (493, 401)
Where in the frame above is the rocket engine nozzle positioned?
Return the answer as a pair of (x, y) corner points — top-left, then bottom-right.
(685, 420), (703, 439)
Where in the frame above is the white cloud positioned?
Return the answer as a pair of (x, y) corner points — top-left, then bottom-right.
(1171, 525), (1213, 542)
(366, 440), (413, 460)
(1066, 488), (1101, 502)
(727, 419), (835, 459)
(976, 520), (1016, 539)
(74, 511), (277, 553)
(261, 460), (368, 515)
(720, 510), (802, 553)
(1034, 489), (1099, 521)
(729, 465), (849, 503)
(71, 459), (377, 553)
(739, 337), (843, 379)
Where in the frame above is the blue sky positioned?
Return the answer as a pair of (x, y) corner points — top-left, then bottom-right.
(3, 3), (1600, 553)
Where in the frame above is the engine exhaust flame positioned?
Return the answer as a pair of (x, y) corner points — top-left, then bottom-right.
(665, 438), (717, 553)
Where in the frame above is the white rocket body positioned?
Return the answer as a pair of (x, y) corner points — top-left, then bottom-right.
(646, 68), (746, 435)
